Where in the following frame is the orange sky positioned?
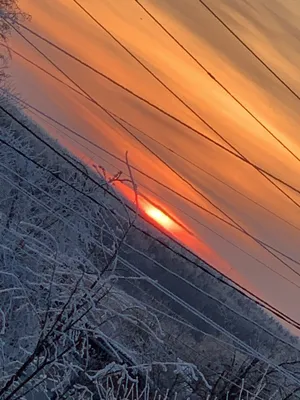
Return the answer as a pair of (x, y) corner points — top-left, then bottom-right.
(8, 0), (300, 323)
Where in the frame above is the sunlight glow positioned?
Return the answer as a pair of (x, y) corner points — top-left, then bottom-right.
(145, 205), (174, 229)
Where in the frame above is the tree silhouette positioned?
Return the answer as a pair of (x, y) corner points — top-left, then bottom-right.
(0, 0), (29, 82)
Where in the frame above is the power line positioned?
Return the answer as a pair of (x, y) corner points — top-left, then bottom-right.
(6, 23), (243, 234)
(22, 95), (292, 271)
(3, 163), (300, 356)
(72, 0), (300, 213)
(0, 196), (256, 377)
(124, 280), (253, 357)
(8, 89), (300, 291)
(1, 168), (299, 386)
(115, 257), (300, 386)
(62, 1), (300, 283)
(134, 0), (300, 164)
(2, 167), (290, 396)
(197, 0), (300, 102)
(0, 131), (300, 340)
(8, 20), (244, 235)
(3, 22), (300, 388)
(7, 89), (300, 289)
(2, 38), (300, 322)
(2, 37), (297, 300)
(1, 166), (299, 388)
(125, 281), (288, 398)
(9, 27), (300, 279)
(4, 43), (299, 234)
(0, 199), (293, 394)
(1, 107), (300, 332)
(10, 19), (300, 200)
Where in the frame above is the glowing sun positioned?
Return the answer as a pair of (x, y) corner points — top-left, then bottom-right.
(145, 205), (174, 229)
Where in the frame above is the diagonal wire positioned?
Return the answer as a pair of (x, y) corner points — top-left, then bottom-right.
(8, 19), (300, 199)
(1, 122), (300, 332)
(8, 24), (300, 279)
(2, 44), (299, 233)
(134, 0), (300, 163)
(197, 0), (300, 102)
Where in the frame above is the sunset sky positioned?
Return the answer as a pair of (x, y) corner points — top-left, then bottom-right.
(9, 0), (300, 324)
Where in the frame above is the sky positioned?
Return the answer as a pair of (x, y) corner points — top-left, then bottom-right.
(7, 0), (300, 325)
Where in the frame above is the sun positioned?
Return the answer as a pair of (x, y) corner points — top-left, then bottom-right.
(145, 205), (174, 229)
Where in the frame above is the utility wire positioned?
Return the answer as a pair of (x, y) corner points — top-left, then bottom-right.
(197, 0), (300, 102)
(1, 37), (300, 324)
(22, 95), (294, 272)
(8, 91), (300, 286)
(115, 256), (300, 386)
(2, 10), (300, 390)
(9, 91), (300, 293)
(3, 39), (300, 296)
(1, 109), (300, 332)
(3, 163), (300, 355)
(8, 26), (300, 279)
(72, 0), (300, 212)
(7, 20), (243, 233)
(3, 43), (299, 234)
(134, 0), (300, 164)
(124, 280), (290, 397)
(1, 193), (265, 398)
(2, 166), (300, 383)
(9, 19), (300, 200)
